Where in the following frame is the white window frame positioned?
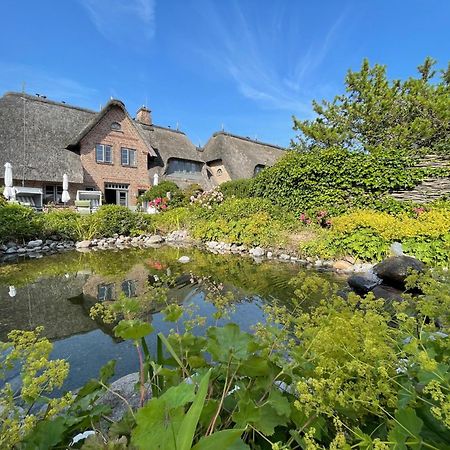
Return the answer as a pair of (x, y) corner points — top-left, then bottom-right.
(96, 144), (112, 163)
(121, 148), (136, 167)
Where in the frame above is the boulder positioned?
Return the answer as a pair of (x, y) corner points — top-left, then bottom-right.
(333, 260), (354, 271)
(372, 285), (404, 303)
(178, 256), (190, 263)
(373, 256), (425, 288)
(250, 247), (265, 257)
(76, 240), (92, 248)
(27, 239), (43, 248)
(5, 247), (17, 254)
(97, 373), (151, 422)
(348, 273), (381, 294)
(147, 235), (164, 244)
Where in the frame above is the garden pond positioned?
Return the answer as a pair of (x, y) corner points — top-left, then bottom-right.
(0, 247), (345, 391)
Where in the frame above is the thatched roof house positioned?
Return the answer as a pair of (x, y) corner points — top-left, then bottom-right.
(202, 132), (285, 183)
(0, 91), (285, 207)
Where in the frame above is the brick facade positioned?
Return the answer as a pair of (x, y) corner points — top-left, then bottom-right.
(79, 105), (151, 206)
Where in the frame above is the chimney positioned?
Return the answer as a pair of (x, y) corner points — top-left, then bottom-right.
(136, 106), (152, 125)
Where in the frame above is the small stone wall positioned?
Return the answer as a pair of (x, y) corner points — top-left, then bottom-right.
(390, 155), (450, 203)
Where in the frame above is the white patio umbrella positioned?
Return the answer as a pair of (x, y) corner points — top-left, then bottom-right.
(3, 162), (15, 201)
(62, 173), (70, 204)
(153, 173), (159, 186)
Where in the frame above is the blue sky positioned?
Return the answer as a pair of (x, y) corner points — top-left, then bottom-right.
(0, 0), (448, 147)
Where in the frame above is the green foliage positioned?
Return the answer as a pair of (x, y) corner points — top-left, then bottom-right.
(0, 203), (42, 243)
(148, 207), (192, 234)
(140, 181), (180, 202)
(218, 179), (254, 199)
(93, 205), (146, 237)
(294, 57), (450, 157)
(251, 58), (450, 215)
(2, 267), (450, 448)
(40, 209), (81, 240)
(251, 147), (424, 215)
(0, 328), (114, 449)
(139, 181), (186, 208)
(183, 183), (204, 200)
(189, 198), (299, 246)
(304, 208), (450, 263)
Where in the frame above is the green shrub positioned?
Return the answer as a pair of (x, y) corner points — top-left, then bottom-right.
(0, 204), (42, 243)
(41, 209), (80, 240)
(182, 183), (203, 200)
(138, 180), (185, 208)
(147, 207), (192, 234)
(93, 204), (140, 237)
(219, 178), (254, 199)
(251, 147), (424, 215)
(303, 208), (450, 263)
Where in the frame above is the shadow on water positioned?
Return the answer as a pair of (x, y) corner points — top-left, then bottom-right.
(0, 247), (344, 389)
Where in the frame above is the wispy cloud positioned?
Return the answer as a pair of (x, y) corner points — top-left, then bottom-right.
(190, 1), (346, 114)
(0, 62), (98, 105)
(79, 0), (156, 45)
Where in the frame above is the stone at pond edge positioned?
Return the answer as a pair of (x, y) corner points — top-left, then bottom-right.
(250, 247), (265, 257)
(97, 372), (151, 422)
(76, 240), (92, 248)
(372, 285), (404, 303)
(373, 255), (425, 288)
(348, 273), (381, 294)
(27, 239), (43, 248)
(147, 235), (164, 244)
(332, 260), (354, 271)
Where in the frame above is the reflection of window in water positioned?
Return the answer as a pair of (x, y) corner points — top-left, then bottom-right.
(98, 283), (115, 301)
(122, 280), (137, 298)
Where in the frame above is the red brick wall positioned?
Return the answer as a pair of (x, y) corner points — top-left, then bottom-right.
(79, 106), (150, 206)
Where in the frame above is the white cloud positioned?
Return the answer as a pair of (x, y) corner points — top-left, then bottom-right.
(190, 1), (346, 114)
(79, 0), (156, 45)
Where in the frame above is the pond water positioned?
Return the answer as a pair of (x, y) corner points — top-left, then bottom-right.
(0, 247), (345, 391)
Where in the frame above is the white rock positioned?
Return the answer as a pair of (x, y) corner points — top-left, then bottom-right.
(76, 240), (92, 248)
(147, 235), (164, 244)
(178, 256), (190, 263)
(250, 247), (265, 257)
(27, 239), (43, 248)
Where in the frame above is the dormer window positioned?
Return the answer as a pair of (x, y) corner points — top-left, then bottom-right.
(111, 122), (121, 131)
(254, 164), (265, 176)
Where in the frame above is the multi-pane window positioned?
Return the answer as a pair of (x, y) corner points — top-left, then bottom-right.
(44, 185), (63, 204)
(121, 148), (136, 166)
(167, 158), (202, 176)
(121, 280), (137, 298)
(95, 144), (112, 163)
(97, 283), (115, 301)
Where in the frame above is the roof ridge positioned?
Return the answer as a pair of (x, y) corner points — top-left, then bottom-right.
(2, 91), (97, 114)
(139, 122), (186, 135)
(212, 131), (284, 150)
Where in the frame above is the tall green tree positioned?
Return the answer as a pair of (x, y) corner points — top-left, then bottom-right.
(293, 57), (450, 156)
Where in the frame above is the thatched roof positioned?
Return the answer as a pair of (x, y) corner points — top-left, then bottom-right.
(68, 99), (156, 156)
(0, 92), (284, 188)
(137, 122), (213, 188)
(202, 132), (285, 179)
(0, 92), (93, 183)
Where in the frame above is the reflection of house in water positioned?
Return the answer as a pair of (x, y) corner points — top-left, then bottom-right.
(0, 263), (196, 342)
(0, 272), (94, 341)
(83, 264), (149, 302)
